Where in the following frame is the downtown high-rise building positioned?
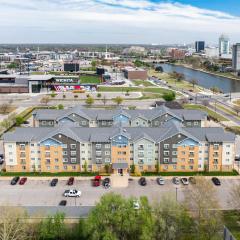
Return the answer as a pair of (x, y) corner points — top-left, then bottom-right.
(195, 41), (205, 53)
(219, 34), (230, 56)
(232, 43), (240, 72)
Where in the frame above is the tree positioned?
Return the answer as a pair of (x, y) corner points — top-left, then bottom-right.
(153, 195), (193, 240)
(57, 104), (64, 110)
(15, 116), (24, 126)
(155, 65), (163, 72)
(233, 105), (240, 116)
(184, 177), (223, 240)
(85, 193), (154, 240)
(97, 93), (101, 98)
(83, 161), (88, 173)
(0, 206), (32, 240)
(162, 92), (176, 102)
(91, 60), (97, 68)
(113, 96), (123, 106)
(210, 86), (220, 94)
(50, 92), (57, 98)
(0, 103), (11, 114)
(190, 79), (197, 88)
(104, 164), (110, 174)
(85, 96), (94, 106)
(37, 212), (66, 240)
(102, 95), (107, 106)
(40, 96), (50, 106)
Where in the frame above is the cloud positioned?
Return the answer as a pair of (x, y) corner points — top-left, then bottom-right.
(0, 0), (239, 43)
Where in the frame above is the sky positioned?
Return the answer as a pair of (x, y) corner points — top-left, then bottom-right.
(0, 0), (240, 44)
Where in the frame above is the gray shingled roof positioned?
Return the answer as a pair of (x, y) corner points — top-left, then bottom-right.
(3, 124), (235, 144)
(33, 106), (207, 122)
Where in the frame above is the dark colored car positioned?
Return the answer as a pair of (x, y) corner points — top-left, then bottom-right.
(189, 177), (196, 184)
(11, 176), (20, 185)
(50, 178), (58, 187)
(103, 178), (111, 188)
(59, 200), (67, 206)
(139, 177), (147, 186)
(212, 177), (221, 186)
(19, 177), (27, 185)
(93, 175), (101, 187)
(67, 177), (74, 186)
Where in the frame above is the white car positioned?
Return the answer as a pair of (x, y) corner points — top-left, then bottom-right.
(64, 189), (81, 197)
(157, 177), (165, 185)
(133, 200), (140, 210)
(181, 178), (189, 185)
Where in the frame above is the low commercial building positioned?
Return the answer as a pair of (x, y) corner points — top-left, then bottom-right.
(123, 67), (148, 80)
(3, 122), (235, 173)
(33, 106), (207, 128)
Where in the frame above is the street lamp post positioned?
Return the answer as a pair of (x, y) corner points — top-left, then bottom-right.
(175, 187), (178, 202)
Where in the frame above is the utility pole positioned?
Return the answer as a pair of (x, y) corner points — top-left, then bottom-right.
(175, 187), (178, 202)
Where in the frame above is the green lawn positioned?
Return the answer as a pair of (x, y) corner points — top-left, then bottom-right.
(98, 86), (173, 94)
(183, 104), (228, 122)
(80, 75), (100, 84)
(148, 69), (203, 93)
(132, 79), (154, 87)
(223, 210), (240, 240)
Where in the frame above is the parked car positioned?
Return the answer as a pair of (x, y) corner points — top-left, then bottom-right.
(181, 177), (189, 185)
(139, 177), (147, 186)
(19, 177), (27, 185)
(189, 177), (196, 184)
(50, 178), (58, 187)
(212, 177), (221, 186)
(0, 154), (4, 164)
(67, 177), (74, 186)
(103, 178), (111, 189)
(93, 175), (102, 187)
(11, 176), (20, 185)
(156, 177), (165, 185)
(64, 189), (81, 197)
(133, 200), (140, 210)
(59, 200), (67, 206)
(172, 177), (180, 185)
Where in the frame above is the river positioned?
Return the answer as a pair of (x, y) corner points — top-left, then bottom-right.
(160, 64), (240, 93)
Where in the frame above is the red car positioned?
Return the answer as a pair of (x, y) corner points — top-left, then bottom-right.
(67, 177), (74, 186)
(92, 175), (101, 187)
(19, 177), (27, 185)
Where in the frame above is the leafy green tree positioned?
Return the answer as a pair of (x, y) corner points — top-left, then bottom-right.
(113, 96), (123, 106)
(153, 195), (193, 240)
(37, 213), (66, 240)
(7, 62), (19, 69)
(85, 193), (154, 240)
(162, 92), (176, 102)
(184, 177), (223, 240)
(85, 96), (94, 106)
(57, 104), (64, 110)
(15, 116), (24, 126)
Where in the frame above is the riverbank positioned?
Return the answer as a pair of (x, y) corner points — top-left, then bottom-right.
(173, 62), (240, 82)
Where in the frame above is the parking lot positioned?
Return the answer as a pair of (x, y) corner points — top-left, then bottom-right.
(0, 177), (239, 209)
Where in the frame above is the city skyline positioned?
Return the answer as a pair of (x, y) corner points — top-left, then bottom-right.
(0, 0), (240, 44)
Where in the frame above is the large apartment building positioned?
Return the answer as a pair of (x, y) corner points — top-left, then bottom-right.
(33, 106), (207, 128)
(3, 122), (235, 174)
